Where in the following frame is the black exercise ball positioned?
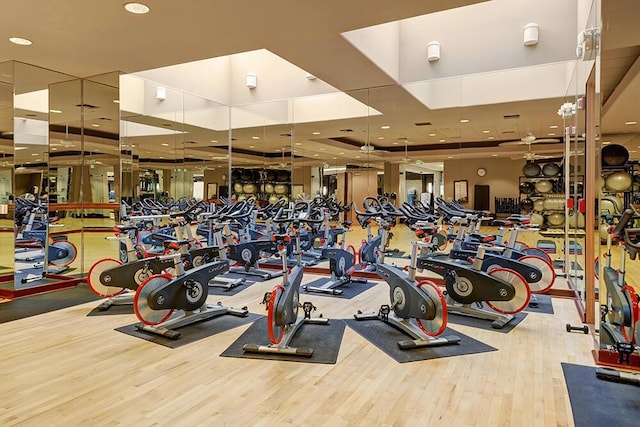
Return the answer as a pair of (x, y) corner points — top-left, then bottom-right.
(519, 182), (535, 194)
(266, 170), (278, 181)
(542, 162), (561, 177)
(276, 170), (291, 181)
(520, 198), (534, 211)
(240, 169), (253, 180)
(231, 169), (241, 181)
(602, 144), (629, 167)
(523, 162), (541, 177)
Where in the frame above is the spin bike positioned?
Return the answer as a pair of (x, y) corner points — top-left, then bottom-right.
(599, 209), (640, 356)
(354, 239), (461, 349)
(416, 230), (531, 329)
(133, 251), (249, 340)
(303, 204), (367, 295)
(243, 201), (328, 357)
(353, 197), (401, 272)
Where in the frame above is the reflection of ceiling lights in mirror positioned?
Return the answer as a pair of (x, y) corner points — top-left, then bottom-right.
(381, 125), (390, 129)
(50, 109), (62, 114)
(625, 121), (637, 125)
(124, 3), (150, 14)
(482, 130), (490, 133)
(9, 37), (32, 45)
(312, 132), (320, 135)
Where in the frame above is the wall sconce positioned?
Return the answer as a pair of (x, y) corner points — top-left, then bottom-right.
(523, 23), (539, 46)
(427, 41), (440, 62)
(246, 73), (257, 89)
(156, 86), (166, 100)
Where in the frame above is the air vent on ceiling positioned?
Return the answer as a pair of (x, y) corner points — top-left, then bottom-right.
(339, 128), (353, 133)
(502, 130), (516, 134)
(75, 103), (99, 109)
(184, 141), (197, 144)
(280, 133), (292, 137)
(503, 114), (520, 120)
(414, 122), (432, 127)
(98, 117), (112, 121)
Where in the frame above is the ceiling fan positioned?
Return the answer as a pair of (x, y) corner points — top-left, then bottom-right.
(499, 133), (560, 147)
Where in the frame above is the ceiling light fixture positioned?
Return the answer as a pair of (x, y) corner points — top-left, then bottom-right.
(252, 136), (260, 140)
(113, 99), (120, 104)
(295, 142), (302, 146)
(91, 124), (100, 128)
(549, 125), (559, 129)
(124, 3), (150, 14)
(488, 136), (495, 140)
(547, 133), (556, 136)
(427, 41), (440, 62)
(428, 133), (436, 137)
(312, 131), (320, 135)
(482, 130), (490, 134)
(50, 109), (62, 114)
(249, 145), (255, 148)
(524, 23), (539, 46)
(459, 119), (470, 123)
(161, 143), (169, 147)
(625, 121), (637, 125)
(9, 37), (32, 46)
(381, 125), (390, 129)
(439, 139), (445, 142)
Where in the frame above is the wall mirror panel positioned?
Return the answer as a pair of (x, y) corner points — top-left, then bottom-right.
(230, 100), (293, 208)
(10, 62), (75, 290)
(0, 61), (13, 287)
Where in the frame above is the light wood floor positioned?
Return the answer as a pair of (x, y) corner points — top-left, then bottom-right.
(0, 234), (598, 426)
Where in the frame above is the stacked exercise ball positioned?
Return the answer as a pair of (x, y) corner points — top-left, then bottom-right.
(602, 144), (629, 167)
(523, 162), (541, 177)
(604, 171), (633, 192)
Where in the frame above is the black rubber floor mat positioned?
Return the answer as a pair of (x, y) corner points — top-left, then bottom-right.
(220, 316), (345, 364)
(115, 312), (260, 348)
(0, 284), (100, 324)
(562, 362), (640, 427)
(525, 294), (554, 314)
(446, 310), (527, 333)
(301, 278), (378, 299)
(344, 318), (497, 363)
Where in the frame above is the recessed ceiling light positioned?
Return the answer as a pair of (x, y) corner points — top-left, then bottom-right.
(625, 121), (637, 125)
(332, 157), (337, 160)
(338, 152), (344, 155)
(447, 156), (454, 159)
(249, 145), (255, 148)
(295, 142), (302, 146)
(439, 139), (445, 142)
(252, 136), (260, 140)
(355, 155), (361, 158)
(549, 125), (559, 129)
(51, 147), (57, 151)
(459, 119), (470, 123)
(547, 133), (556, 136)
(630, 150), (638, 153)
(161, 143), (169, 147)
(124, 3), (150, 14)
(91, 124), (100, 127)
(320, 148), (325, 151)
(312, 131), (321, 135)
(381, 125), (390, 129)
(482, 130), (490, 134)
(9, 37), (32, 46)
(392, 142), (399, 145)
(50, 109), (62, 114)
(131, 144), (136, 147)
(314, 154), (319, 157)
(602, 141), (611, 145)
(210, 140), (218, 143)
(113, 99), (120, 104)
(492, 154), (499, 157)
(377, 137), (384, 140)
(488, 136), (495, 140)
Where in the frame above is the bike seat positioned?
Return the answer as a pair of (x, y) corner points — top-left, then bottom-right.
(491, 220), (512, 227)
(113, 225), (138, 233)
(162, 239), (190, 249)
(342, 220), (353, 228)
(469, 233), (496, 243)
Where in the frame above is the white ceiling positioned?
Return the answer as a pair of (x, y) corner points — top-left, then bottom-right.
(0, 0), (639, 170)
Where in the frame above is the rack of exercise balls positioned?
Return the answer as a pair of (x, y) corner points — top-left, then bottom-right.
(599, 144), (637, 241)
(520, 160), (580, 228)
(230, 168), (292, 206)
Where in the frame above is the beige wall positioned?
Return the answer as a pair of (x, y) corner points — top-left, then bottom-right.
(443, 157), (523, 212)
